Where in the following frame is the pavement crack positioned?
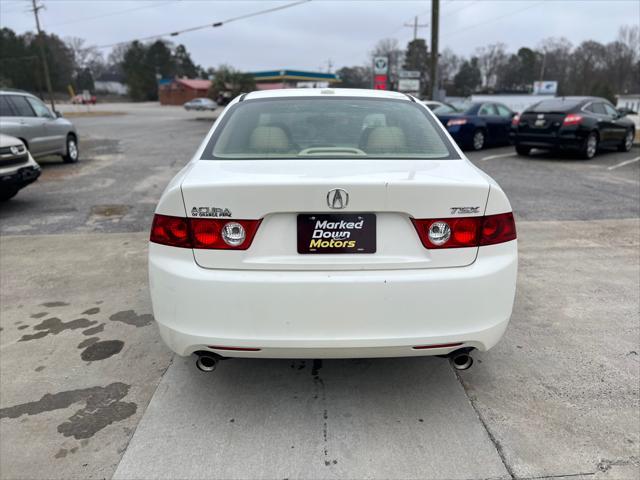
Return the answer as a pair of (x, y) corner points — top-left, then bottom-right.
(311, 359), (337, 467)
(454, 369), (516, 479)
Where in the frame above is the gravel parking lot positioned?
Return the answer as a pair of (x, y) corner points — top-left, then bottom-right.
(1, 103), (638, 479)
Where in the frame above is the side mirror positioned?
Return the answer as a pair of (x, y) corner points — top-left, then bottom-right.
(54, 110), (63, 118)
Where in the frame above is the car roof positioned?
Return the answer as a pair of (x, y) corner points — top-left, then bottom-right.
(0, 89), (33, 96)
(243, 88), (411, 102)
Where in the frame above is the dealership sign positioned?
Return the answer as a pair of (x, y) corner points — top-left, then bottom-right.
(398, 78), (420, 93)
(533, 81), (558, 95)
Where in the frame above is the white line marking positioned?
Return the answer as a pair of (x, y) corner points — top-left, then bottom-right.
(608, 156), (640, 170)
(480, 152), (517, 161)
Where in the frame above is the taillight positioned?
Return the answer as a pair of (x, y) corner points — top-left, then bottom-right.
(563, 113), (583, 126)
(150, 214), (261, 250)
(412, 212), (516, 249)
(511, 114), (520, 126)
(190, 218), (261, 249)
(150, 214), (191, 248)
(447, 118), (467, 127)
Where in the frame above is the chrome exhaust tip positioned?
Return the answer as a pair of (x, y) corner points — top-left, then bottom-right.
(196, 354), (218, 372)
(449, 351), (474, 371)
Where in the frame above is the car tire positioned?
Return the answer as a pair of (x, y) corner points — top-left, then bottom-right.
(515, 145), (531, 156)
(0, 188), (18, 201)
(618, 129), (634, 152)
(580, 132), (598, 159)
(62, 134), (79, 163)
(471, 129), (485, 150)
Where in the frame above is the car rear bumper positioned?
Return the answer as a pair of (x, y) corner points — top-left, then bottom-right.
(149, 240), (517, 358)
(513, 131), (584, 150)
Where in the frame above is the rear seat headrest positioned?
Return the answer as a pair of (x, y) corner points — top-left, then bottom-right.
(249, 126), (291, 152)
(366, 126), (407, 152)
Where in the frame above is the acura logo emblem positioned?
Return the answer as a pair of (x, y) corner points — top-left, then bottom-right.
(327, 188), (349, 209)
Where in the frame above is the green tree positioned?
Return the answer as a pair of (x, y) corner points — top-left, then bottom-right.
(403, 38), (429, 94)
(146, 40), (174, 79)
(336, 66), (371, 88)
(207, 65), (256, 104)
(174, 44), (198, 78)
(0, 28), (34, 90)
(121, 41), (156, 101)
(453, 57), (481, 96)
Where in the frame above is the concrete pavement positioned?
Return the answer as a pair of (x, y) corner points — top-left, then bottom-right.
(1, 103), (638, 479)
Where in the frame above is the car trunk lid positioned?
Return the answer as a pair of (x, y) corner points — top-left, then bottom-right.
(181, 159), (491, 271)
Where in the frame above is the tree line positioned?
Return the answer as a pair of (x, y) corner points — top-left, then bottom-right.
(1, 25), (638, 102)
(338, 25), (639, 102)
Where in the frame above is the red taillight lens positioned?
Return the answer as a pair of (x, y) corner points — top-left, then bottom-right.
(412, 212), (516, 249)
(563, 113), (583, 126)
(452, 218), (478, 245)
(479, 212), (516, 246)
(447, 118), (467, 127)
(511, 114), (520, 126)
(150, 214), (191, 248)
(191, 219), (221, 247)
(150, 214), (261, 250)
(190, 218), (261, 250)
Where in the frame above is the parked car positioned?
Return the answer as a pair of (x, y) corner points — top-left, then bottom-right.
(71, 93), (97, 105)
(434, 101), (516, 150)
(0, 90), (79, 163)
(422, 100), (459, 115)
(512, 96), (636, 159)
(0, 134), (41, 201)
(184, 98), (218, 111)
(149, 88), (517, 373)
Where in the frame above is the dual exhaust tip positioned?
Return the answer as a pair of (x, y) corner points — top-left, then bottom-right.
(195, 349), (474, 372)
(195, 354), (219, 372)
(448, 349), (474, 370)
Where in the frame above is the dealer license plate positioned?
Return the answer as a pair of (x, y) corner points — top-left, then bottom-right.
(297, 213), (376, 254)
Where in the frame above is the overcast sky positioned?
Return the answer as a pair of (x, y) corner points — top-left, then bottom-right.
(1, 0), (638, 72)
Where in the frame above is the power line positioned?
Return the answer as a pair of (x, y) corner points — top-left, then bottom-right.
(94, 0), (311, 50)
(441, 0), (480, 20)
(442, 1), (545, 38)
(44, 1), (179, 28)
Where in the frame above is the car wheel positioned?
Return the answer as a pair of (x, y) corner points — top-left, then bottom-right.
(618, 129), (634, 152)
(63, 135), (79, 163)
(580, 132), (598, 159)
(471, 130), (485, 150)
(0, 188), (18, 201)
(515, 145), (531, 156)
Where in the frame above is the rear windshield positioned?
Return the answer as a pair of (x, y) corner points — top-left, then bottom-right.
(528, 99), (583, 113)
(202, 97), (458, 160)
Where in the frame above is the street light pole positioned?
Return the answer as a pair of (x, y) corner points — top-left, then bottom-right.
(30, 0), (56, 110)
(430, 0), (440, 100)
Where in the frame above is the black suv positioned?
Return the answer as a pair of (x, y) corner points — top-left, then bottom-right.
(511, 96), (635, 159)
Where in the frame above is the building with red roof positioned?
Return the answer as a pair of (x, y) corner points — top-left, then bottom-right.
(159, 78), (212, 105)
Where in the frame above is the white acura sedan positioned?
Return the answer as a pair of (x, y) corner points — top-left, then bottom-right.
(149, 89), (517, 372)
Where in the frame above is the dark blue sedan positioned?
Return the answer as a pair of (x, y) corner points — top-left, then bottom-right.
(434, 102), (516, 150)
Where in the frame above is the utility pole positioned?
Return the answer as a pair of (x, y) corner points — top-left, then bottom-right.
(429, 0), (440, 100)
(404, 16), (428, 41)
(30, 0), (55, 110)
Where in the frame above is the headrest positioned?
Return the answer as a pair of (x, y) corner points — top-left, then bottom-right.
(366, 126), (407, 152)
(249, 126), (290, 152)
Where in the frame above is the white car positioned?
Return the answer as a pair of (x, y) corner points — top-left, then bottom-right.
(149, 89), (517, 372)
(0, 134), (41, 201)
(184, 98), (218, 111)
